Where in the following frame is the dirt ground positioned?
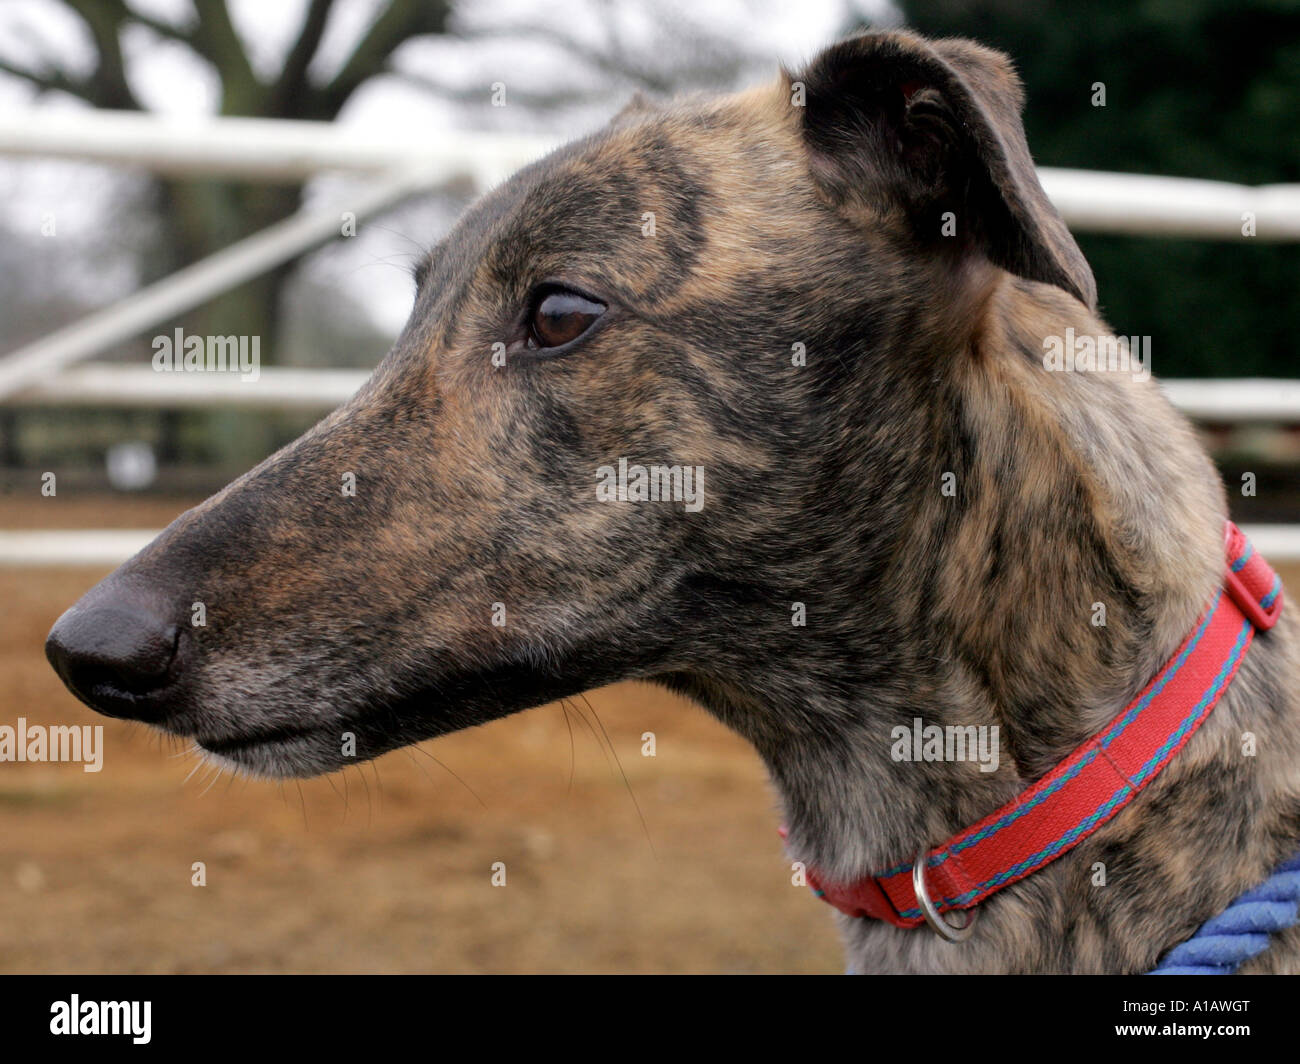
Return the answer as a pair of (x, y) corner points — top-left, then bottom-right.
(0, 495), (840, 974)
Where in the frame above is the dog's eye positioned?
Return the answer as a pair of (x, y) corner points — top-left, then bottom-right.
(527, 288), (605, 350)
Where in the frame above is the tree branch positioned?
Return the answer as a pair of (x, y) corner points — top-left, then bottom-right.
(316, 0), (452, 118)
(191, 0), (262, 112)
(62, 0), (142, 109)
(392, 69), (600, 110)
(0, 55), (96, 101)
(127, 9), (198, 46)
(270, 0), (336, 117)
(455, 23), (678, 94)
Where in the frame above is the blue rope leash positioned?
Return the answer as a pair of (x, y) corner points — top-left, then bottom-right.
(1148, 851), (1300, 974)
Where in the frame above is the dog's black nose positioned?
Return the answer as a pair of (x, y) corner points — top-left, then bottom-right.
(45, 601), (182, 723)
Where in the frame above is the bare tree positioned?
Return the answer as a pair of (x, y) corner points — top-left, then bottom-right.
(397, 0), (768, 113)
(0, 0), (452, 351)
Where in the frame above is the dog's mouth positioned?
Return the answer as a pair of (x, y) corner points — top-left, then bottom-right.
(199, 723), (320, 756)
(194, 723), (347, 779)
(70, 625), (636, 781)
(185, 679), (489, 780)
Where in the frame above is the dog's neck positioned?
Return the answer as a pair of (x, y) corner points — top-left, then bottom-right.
(669, 278), (1300, 973)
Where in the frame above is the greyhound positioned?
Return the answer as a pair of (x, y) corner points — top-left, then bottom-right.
(45, 30), (1300, 974)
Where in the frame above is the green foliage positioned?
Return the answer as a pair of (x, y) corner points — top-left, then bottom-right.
(894, 0), (1300, 377)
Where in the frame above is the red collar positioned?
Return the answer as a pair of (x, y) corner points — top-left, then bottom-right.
(792, 521), (1283, 934)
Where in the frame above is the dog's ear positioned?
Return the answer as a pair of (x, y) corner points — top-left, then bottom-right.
(793, 31), (1096, 310)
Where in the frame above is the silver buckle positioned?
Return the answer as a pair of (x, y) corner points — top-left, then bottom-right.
(912, 846), (978, 943)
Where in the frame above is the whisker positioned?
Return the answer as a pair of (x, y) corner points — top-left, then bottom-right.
(558, 698), (577, 793)
(579, 691), (656, 858)
(357, 763), (373, 828)
(401, 746), (441, 790)
(564, 695), (609, 764)
(295, 780), (309, 831)
(197, 760), (227, 798)
(323, 771), (348, 824)
(408, 743), (488, 809)
(180, 755), (206, 786)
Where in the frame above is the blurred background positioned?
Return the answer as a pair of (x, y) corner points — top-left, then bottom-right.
(1, 0), (1298, 973)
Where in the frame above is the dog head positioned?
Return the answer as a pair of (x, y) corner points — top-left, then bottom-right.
(46, 31), (1094, 777)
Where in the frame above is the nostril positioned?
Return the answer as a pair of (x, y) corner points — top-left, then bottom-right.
(46, 604), (184, 722)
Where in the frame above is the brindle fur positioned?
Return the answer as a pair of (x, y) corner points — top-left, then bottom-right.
(48, 31), (1300, 974)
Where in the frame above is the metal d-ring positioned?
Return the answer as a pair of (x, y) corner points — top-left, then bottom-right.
(912, 846), (978, 943)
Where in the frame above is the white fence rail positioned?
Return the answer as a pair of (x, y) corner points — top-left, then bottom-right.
(0, 109), (554, 185)
(2, 110), (1299, 238)
(2, 109), (1299, 567)
(0, 168), (433, 399)
(6, 365), (1300, 424)
(0, 530), (158, 568)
